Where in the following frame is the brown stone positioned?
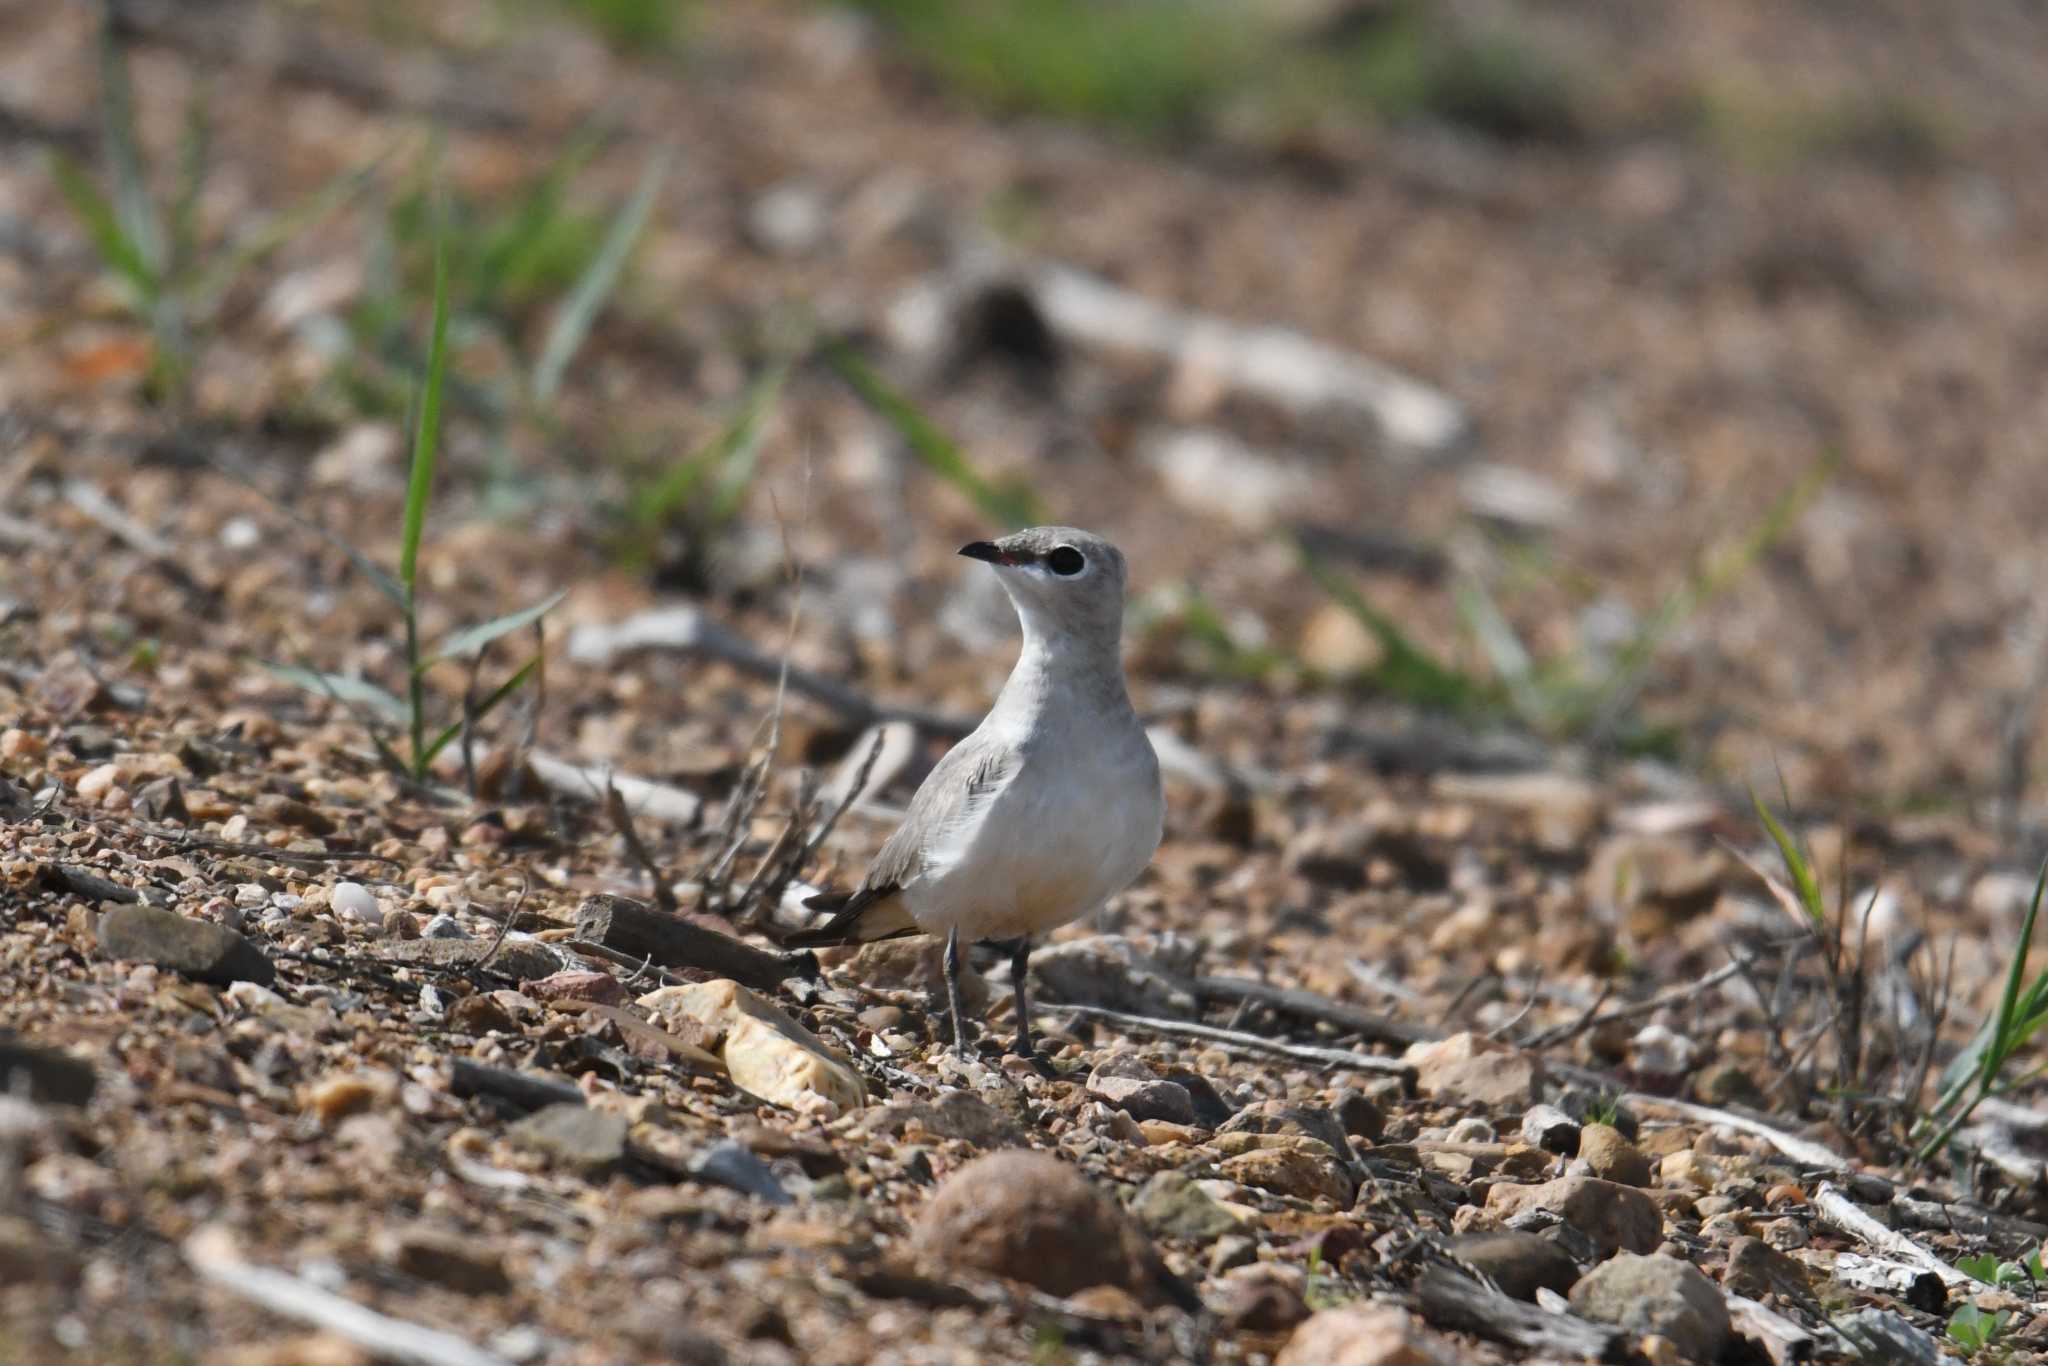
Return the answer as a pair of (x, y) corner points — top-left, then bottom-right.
(1404, 1032), (1543, 1108)
(1575, 1123), (1652, 1187)
(1484, 1176), (1663, 1258)
(909, 1150), (1169, 1302)
(1276, 1305), (1452, 1366)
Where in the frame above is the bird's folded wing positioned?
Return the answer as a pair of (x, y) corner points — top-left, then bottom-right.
(787, 732), (1017, 946)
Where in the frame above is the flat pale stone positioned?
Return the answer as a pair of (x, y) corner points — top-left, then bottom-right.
(640, 979), (864, 1117)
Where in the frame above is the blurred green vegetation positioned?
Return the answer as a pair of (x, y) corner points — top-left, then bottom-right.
(844, 0), (1587, 144)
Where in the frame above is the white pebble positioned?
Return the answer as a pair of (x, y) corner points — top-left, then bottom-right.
(331, 881), (384, 928)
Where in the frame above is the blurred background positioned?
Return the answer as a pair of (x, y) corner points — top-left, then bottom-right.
(5, 0), (2048, 828)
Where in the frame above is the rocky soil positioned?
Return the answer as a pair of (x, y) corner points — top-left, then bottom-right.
(3, 2), (2048, 1363)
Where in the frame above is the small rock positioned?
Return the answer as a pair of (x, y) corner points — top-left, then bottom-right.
(1485, 1176), (1663, 1259)
(1569, 1252), (1731, 1364)
(1629, 1023), (1698, 1083)
(1333, 1090), (1385, 1144)
(909, 1150), (1171, 1302)
(1759, 1217), (1807, 1251)
(1206, 1263), (1311, 1332)
(1520, 1104), (1581, 1156)
(1835, 1307), (1941, 1365)
(256, 793), (335, 835)
(1131, 1170), (1244, 1242)
(1583, 835), (1725, 936)
(1087, 1053), (1197, 1125)
(746, 181), (830, 256)
(75, 762), (123, 801)
(1276, 1305), (1452, 1366)
(1446, 1231), (1579, 1301)
(1028, 933), (1202, 1016)
(330, 882), (383, 928)
(421, 914), (470, 940)
(133, 775), (189, 822)
(1694, 1064), (1766, 1109)
(525, 970), (627, 1006)
(1405, 1032), (1543, 1109)
(509, 1103), (628, 1174)
(0, 1036), (96, 1106)
(1574, 1124), (1651, 1186)
(840, 937), (988, 1018)
(639, 979), (864, 1118)
(303, 1070), (397, 1126)
(1209, 1233), (1259, 1274)
(98, 905), (274, 986)
(860, 1090), (1027, 1150)
(0, 1214), (82, 1286)
(687, 1139), (794, 1206)
(1220, 1145), (1354, 1206)
(379, 1224), (510, 1295)
(1658, 1150), (1720, 1192)
(1722, 1236), (1809, 1300)
(1218, 1099), (1356, 1158)
(447, 992), (522, 1037)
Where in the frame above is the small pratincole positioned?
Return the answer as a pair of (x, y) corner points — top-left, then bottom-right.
(790, 526), (1164, 1057)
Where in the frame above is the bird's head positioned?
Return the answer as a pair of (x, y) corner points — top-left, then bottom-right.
(959, 526), (1129, 647)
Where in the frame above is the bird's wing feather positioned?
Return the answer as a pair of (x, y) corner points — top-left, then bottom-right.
(788, 730), (1018, 945)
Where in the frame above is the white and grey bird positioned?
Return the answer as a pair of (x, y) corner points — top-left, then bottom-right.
(790, 526), (1163, 1057)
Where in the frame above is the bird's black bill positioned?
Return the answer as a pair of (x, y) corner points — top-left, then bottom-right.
(959, 541), (1023, 566)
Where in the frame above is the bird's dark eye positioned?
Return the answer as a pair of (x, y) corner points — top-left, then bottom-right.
(1047, 546), (1085, 576)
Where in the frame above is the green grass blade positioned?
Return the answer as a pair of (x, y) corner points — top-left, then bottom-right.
(401, 221), (451, 776)
(97, 16), (164, 280)
(259, 662), (407, 722)
(417, 655), (541, 768)
(400, 230), (450, 596)
(1750, 790), (1826, 925)
(631, 361), (789, 528)
(424, 590), (567, 669)
(823, 339), (1046, 529)
(1984, 857), (2048, 1076)
(49, 151), (156, 301)
(1300, 545), (1484, 710)
(532, 150), (668, 405)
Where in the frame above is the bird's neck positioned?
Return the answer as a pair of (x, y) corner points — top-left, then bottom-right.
(995, 614), (1133, 726)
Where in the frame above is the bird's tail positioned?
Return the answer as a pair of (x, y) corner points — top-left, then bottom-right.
(784, 887), (920, 947)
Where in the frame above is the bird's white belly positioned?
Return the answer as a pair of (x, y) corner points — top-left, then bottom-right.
(904, 742), (1162, 940)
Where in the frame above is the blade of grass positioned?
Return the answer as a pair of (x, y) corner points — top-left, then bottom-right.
(48, 151), (156, 301)
(1300, 543), (1485, 709)
(258, 662), (407, 723)
(424, 589), (567, 668)
(97, 13), (163, 281)
(401, 223), (451, 776)
(1751, 788), (1826, 926)
(630, 360), (789, 528)
(417, 654), (541, 769)
(822, 338), (1046, 528)
(531, 149), (668, 405)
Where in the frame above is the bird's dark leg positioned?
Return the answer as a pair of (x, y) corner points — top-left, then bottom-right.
(943, 926), (971, 1055)
(1008, 937), (1035, 1058)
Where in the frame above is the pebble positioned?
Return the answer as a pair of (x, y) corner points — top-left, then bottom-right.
(1087, 1053), (1198, 1125)
(421, 913), (471, 939)
(639, 980), (864, 1118)
(1446, 1231), (1580, 1302)
(1484, 1176), (1663, 1258)
(910, 1150), (1170, 1302)
(74, 762), (123, 801)
(1569, 1252), (1731, 1365)
(1722, 1236), (1809, 1299)
(1275, 1304), (1453, 1366)
(509, 1103), (628, 1175)
(97, 905), (275, 987)
(1520, 1104), (1582, 1156)
(1574, 1123), (1652, 1187)
(1404, 1032), (1544, 1108)
(331, 881), (383, 928)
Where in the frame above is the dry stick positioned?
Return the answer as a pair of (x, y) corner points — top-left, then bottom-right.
(472, 874), (527, 976)
(1058, 1003), (1414, 1081)
(184, 1227), (511, 1366)
(604, 777), (677, 912)
(1521, 956), (1750, 1049)
(1192, 976), (1438, 1047)
(1813, 1180), (1975, 1287)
